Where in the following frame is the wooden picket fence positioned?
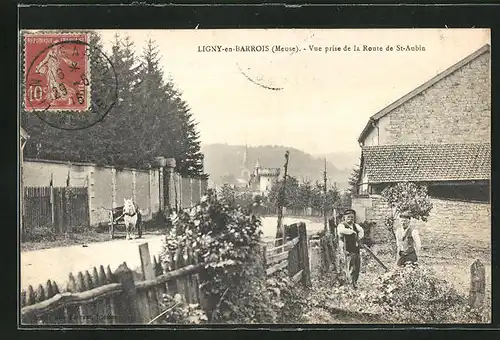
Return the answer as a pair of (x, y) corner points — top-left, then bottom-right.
(264, 222), (312, 287)
(20, 242), (203, 325)
(23, 186), (90, 235)
(20, 224), (311, 325)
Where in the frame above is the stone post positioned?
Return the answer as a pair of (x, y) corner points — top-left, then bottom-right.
(298, 222), (312, 287)
(165, 158), (176, 212)
(469, 259), (485, 309)
(154, 157), (167, 213)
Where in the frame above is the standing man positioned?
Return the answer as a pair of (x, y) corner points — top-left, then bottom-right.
(395, 210), (422, 266)
(337, 209), (364, 289)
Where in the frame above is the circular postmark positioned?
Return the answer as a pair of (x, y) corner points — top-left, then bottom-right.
(24, 34), (118, 130)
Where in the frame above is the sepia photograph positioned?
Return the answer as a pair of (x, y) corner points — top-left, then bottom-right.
(19, 28), (491, 326)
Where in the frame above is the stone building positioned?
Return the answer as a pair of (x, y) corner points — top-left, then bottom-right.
(352, 44), (491, 242)
(234, 145), (281, 196)
(248, 158), (281, 196)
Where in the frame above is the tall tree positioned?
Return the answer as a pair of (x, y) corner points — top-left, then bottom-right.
(123, 38), (169, 168)
(268, 176), (299, 209)
(22, 31), (114, 163)
(348, 163), (361, 194)
(22, 32), (207, 180)
(173, 99), (206, 178)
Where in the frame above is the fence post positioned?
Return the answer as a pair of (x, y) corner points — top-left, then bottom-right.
(132, 170), (137, 203)
(469, 258), (485, 309)
(298, 222), (311, 287)
(320, 235), (331, 274)
(139, 243), (155, 281)
(50, 174), (55, 230)
(111, 167), (117, 208)
(87, 170), (95, 227)
(114, 262), (140, 323)
(262, 245), (267, 268)
(190, 177), (194, 207)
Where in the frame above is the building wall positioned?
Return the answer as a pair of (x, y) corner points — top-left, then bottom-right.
(115, 170), (134, 206)
(365, 51), (490, 146)
(191, 179), (201, 204)
(24, 160), (93, 187)
(149, 170), (160, 214)
(363, 118), (390, 147)
(135, 171), (152, 219)
(181, 177), (192, 209)
(352, 195), (491, 244)
(23, 159), (208, 227)
(259, 176), (276, 193)
(23, 160), (162, 226)
(90, 167), (114, 225)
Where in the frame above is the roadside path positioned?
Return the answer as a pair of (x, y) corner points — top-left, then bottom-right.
(21, 235), (165, 290)
(20, 216), (324, 291)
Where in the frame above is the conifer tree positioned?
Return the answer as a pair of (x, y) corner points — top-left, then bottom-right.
(22, 31), (112, 163)
(22, 31), (207, 180)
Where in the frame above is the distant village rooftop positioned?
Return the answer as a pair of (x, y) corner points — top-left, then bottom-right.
(258, 168), (281, 177)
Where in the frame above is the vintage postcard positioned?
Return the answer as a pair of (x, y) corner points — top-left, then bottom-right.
(19, 28), (491, 326)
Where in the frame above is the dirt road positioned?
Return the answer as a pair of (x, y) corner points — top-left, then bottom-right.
(20, 216), (324, 292)
(20, 234), (165, 291)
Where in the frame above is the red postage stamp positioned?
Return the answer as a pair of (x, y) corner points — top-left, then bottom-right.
(24, 32), (90, 112)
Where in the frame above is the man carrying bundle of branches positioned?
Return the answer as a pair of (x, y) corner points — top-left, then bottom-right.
(337, 209), (364, 289)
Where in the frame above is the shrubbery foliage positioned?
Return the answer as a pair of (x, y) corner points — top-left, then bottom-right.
(159, 190), (296, 323)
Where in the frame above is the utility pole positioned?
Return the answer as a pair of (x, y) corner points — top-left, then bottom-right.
(324, 158), (338, 273)
(276, 151), (290, 245)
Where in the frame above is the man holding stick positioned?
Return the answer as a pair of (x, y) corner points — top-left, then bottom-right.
(337, 209), (364, 289)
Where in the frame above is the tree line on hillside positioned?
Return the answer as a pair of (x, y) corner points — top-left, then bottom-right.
(21, 31), (207, 179)
(218, 176), (354, 212)
(201, 144), (351, 188)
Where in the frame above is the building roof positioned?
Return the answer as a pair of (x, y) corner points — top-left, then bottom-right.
(361, 143), (490, 183)
(259, 168), (281, 177)
(254, 158), (261, 168)
(358, 44), (491, 144)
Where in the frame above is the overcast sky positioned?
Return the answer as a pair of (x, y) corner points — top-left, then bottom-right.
(98, 29), (490, 155)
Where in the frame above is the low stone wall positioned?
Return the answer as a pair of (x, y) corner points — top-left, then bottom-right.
(351, 195), (491, 245)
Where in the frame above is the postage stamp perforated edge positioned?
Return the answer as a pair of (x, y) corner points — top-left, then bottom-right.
(22, 30), (92, 113)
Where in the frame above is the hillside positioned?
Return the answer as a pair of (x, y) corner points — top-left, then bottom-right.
(201, 144), (351, 189)
(319, 151), (361, 171)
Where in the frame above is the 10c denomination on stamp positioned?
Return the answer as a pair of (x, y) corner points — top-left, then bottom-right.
(24, 33), (91, 112)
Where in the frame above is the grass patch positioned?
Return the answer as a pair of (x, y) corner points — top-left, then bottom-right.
(21, 213), (171, 252)
(21, 229), (111, 252)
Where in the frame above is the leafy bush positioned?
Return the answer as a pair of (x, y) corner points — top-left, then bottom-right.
(381, 182), (433, 243)
(158, 293), (208, 324)
(266, 269), (309, 323)
(22, 226), (57, 242)
(160, 191), (280, 323)
(70, 225), (90, 233)
(358, 221), (376, 247)
(365, 264), (471, 323)
(142, 212), (169, 231)
(381, 182), (434, 221)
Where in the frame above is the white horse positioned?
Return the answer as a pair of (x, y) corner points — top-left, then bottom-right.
(123, 198), (139, 240)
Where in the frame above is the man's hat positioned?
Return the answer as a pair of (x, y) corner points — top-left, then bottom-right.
(343, 208), (356, 215)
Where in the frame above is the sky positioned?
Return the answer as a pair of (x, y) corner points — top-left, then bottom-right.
(98, 29), (490, 155)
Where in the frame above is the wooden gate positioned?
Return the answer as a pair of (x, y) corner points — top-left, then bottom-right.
(23, 187), (52, 231)
(53, 187), (90, 233)
(23, 186), (90, 235)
